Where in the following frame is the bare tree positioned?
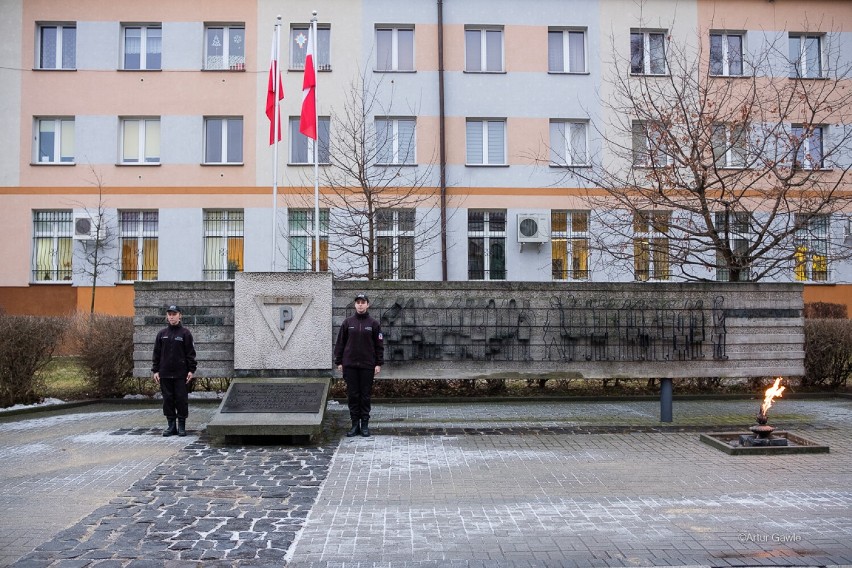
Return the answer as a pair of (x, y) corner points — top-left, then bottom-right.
(75, 166), (118, 314)
(548, 20), (852, 282)
(287, 69), (445, 279)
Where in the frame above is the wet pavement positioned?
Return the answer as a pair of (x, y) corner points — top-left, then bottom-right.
(2, 397), (852, 567)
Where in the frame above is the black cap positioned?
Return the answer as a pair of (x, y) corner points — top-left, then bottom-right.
(166, 305), (181, 313)
(354, 294), (369, 303)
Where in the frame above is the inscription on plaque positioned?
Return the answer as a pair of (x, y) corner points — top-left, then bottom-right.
(221, 383), (326, 413)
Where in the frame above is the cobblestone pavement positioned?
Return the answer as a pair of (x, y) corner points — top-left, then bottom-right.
(3, 398), (852, 567)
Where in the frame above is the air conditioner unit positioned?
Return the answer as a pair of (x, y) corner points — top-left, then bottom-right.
(517, 213), (549, 243)
(73, 215), (95, 240)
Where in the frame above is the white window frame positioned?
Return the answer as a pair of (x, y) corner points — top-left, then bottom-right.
(632, 121), (671, 167)
(551, 210), (590, 281)
(118, 210), (159, 282)
(32, 210), (73, 282)
(121, 118), (160, 164)
(204, 117), (243, 164)
(791, 124), (824, 170)
(35, 117), (75, 164)
(37, 24), (75, 70)
(709, 32), (744, 77)
(468, 209), (507, 281)
(375, 26), (414, 72)
(548, 28), (587, 73)
(466, 119), (506, 166)
(630, 30), (667, 75)
(789, 34), (824, 79)
(550, 120), (588, 166)
(204, 25), (246, 71)
(203, 209), (244, 281)
(633, 210), (671, 281)
(122, 25), (162, 70)
(287, 208), (329, 272)
(711, 123), (748, 168)
(794, 214), (830, 282)
(714, 211), (753, 281)
(465, 27), (504, 72)
(376, 209), (416, 280)
(290, 25), (331, 71)
(375, 117), (416, 165)
(288, 116), (331, 165)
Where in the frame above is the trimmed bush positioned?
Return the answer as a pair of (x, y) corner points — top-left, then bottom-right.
(71, 313), (135, 398)
(0, 315), (68, 407)
(803, 319), (852, 388)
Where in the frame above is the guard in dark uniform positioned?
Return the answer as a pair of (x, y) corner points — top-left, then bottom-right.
(152, 305), (197, 437)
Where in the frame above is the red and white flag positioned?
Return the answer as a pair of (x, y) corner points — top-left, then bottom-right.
(266, 33), (284, 145)
(299, 24), (317, 140)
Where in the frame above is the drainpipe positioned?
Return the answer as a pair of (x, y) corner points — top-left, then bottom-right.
(438, 0), (448, 281)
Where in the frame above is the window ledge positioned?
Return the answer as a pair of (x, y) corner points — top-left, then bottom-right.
(288, 162), (331, 167)
(31, 162), (75, 166)
(465, 164), (510, 168)
(374, 69), (416, 74)
(547, 71), (590, 75)
(463, 70), (507, 74)
(375, 163), (418, 167)
(629, 73), (669, 78)
(709, 74), (752, 79)
(789, 76), (831, 81)
(30, 281), (73, 285)
(32, 68), (76, 72)
(549, 164), (591, 168)
(202, 67), (247, 72)
(201, 162), (244, 166)
(118, 68), (162, 72)
(116, 162), (161, 167)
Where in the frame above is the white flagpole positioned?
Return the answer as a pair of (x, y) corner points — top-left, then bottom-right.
(311, 12), (321, 272)
(271, 16), (282, 272)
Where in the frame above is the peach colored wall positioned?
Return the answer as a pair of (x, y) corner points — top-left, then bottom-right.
(803, 284), (852, 318)
(0, 285), (78, 316)
(697, 0), (852, 31)
(505, 26), (548, 73)
(415, 24), (438, 72)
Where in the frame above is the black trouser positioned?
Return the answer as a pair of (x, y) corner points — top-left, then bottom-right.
(343, 366), (375, 421)
(160, 376), (188, 418)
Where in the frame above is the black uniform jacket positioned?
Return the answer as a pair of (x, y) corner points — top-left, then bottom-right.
(334, 312), (384, 369)
(152, 323), (197, 379)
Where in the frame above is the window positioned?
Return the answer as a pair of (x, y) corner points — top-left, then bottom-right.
(792, 125), (823, 169)
(376, 26), (414, 71)
(123, 25), (161, 70)
(288, 209), (329, 272)
(121, 118), (160, 164)
(548, 28), (586, 73)
(789, 34), (823, 78)
(468, 210), (506, 280)
(795, 214), (829, 282)
(550, 120), (588, 166)
(35, 118), (74, 163)
(289, 116), (330, 164)
(551, 210), (589, 280)
(632, 121), (670, 167)
(376, 209), (415, 280)
(709, 32), (744, 76)
(119, 210), (158, 281)
(466, 119), (505, 165)
(203, 210), (243, 280)
(32, 210), (72, 282)
(375, 117), (415, 165)
(204, 117), (243, 164)
(630, 30), (666, 75)
(465, 27), (503, 72)
(714, 211), (752, 281)
(205, 25), (245, 70)
(711, 123), (747, 168)
(633, 211), (670, 281)
(37, 24), (75, 69)
(290, 25), (331, 71)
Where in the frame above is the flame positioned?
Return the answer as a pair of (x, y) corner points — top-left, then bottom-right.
(760, 377), (785, 416)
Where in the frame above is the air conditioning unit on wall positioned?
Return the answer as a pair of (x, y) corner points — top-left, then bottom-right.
(73, 215), (95, 240)
(517, 213), (549, 244)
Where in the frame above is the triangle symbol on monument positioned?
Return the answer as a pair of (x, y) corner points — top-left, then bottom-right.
(253, 295), (314, 351)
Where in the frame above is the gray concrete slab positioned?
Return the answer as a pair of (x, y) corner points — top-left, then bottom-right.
(2, 397), (852, 567)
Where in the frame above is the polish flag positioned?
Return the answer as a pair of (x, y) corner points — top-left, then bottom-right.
(266, 36), (284, 145)
(299, 24), (317, 140)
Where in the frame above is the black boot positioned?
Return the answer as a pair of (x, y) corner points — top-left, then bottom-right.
(177, 418), (187, 437)
(360, 419), (371, 437)
(162, 418), (177, 437)
(346, 419), (360, 437)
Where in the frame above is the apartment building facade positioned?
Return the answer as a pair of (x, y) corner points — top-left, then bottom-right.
(1, 0), (850, 316)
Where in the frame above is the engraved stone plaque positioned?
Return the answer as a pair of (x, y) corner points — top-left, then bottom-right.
(220, 382), (326, 413)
